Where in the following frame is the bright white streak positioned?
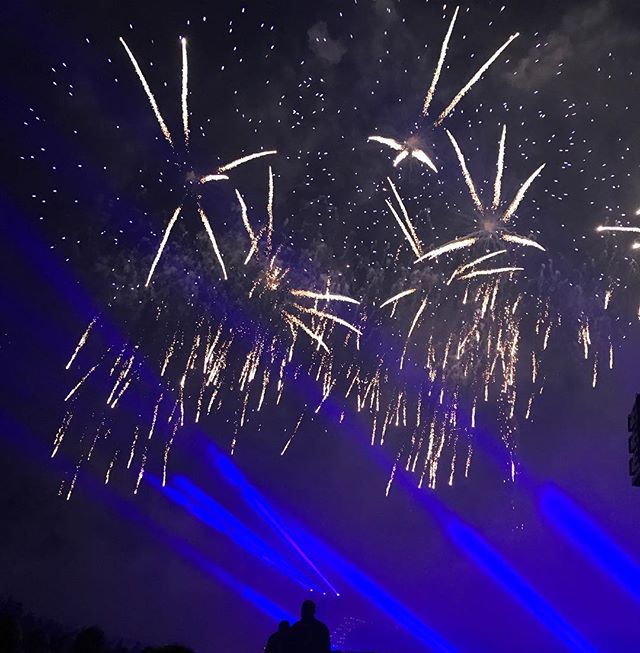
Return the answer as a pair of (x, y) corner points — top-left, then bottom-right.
(266, 166), (274, 253)
(119, 38), (173, 147)
(181, 37), (189, 145)
(446, 130), (483, 213)
(458, 266), (523, 280)
(400, 298), (428, 369)
(492, 124), (507, 210)
(596, 225), (640, 234)
(146, 206), (181, 287)
(385, 200), (420, 258)
(448, 249), (507, 284)
(393, 150), (410, 167)
(64, 364), (99, 402)
(197, 207), (228, 280)
(66, 317), (97, 369)
(387, 177), (422, 256)
(415, 237), (479, 263)
(502, 164), (546, 223)
(235, 188), (257, 252)
(410, 149), (438, 173)
(218, 150), (277, 172)
(422, 5), (459, 116)
(283, 312), (330, 353)
(436, 32), (520, 125)
(200, 174), (229, 184)
(293, 304), (362, 336)
(367, 135), (404, 151)
(379, 288), (416, 309)
(501, 233), (546, 251)
(290, 289), (360, 304)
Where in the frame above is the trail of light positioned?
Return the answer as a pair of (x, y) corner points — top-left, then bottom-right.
(292, 304), (362, 336)
(51, 412), (72, 458)
(502, 164), (546, 223)
(410, 148), (439, 173)
(207, 446), (339, 598)
(436, 32), (520, 125)
(65, 317), (97, 369)
(235, 188), (256, 246)
(501, 233), (546, 251)
(266, 166), (274, 253)
(64, 363), (99, 402)
(160, 475), (321, 591)
(447, 518), (597, 652)
(400, 297), (428, 370)
(422, 5), (459, 116)
(492, 124), (507, 210)
(283, 312), (329, 353)
(367, 135), (404, 150)
(415, 237), (479, 262)
(200, 173), (229, 184)
(119, 38), (173, 147)
(541, 486), (640, 602)
(459, 266), (523, 281)
(180, 37), (189, 145)
(197, 206), (228, 280)
(385, 199), (421, 258)
(448, 250), (507, 284)
(388, 177), (423, 256)
(446, 130), (483, 213)
(289, 289), (359, 304)
(393, 150), (410, 166)
(218, 150), (277, 172)
(596, 225), (640, 234)
(379, 288), (416, 309)
(145, 205), (181, 287)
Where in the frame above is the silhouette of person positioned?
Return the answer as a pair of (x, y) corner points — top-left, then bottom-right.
(264, 620), (290, 653)
(71, 626), (105, 653)
(287, 600), (330, 653)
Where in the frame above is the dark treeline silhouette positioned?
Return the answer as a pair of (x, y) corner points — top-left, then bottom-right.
(0, 599), (195, 653)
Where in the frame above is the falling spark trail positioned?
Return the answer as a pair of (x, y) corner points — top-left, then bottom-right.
(596, 225), (640, 234)
(458, 266), (523, 281)
(66, 318), (97, 369)
(64, 364), (99, 402)
(52, 412), (72, 458)
(492, 124), (507, 210)
(502, 164), (546, 223)
(436, 32), (520, 125)
(448, 250), (507, 284)
(181, 37), (189, 145)
(410, 148), (439, 173)
(290, 289), (359, 304)
(146, 206), (181, 287)
(283, 312), (330, 353)
(400, 298), (428, 369)
(380, 288), (416, 309)
(385, 199), (421, 258)
(197, 207), (228, 280)
(293, 304), (362, 336)
(501, 233), (546, 251)
(367, 135), (404, 150)
(200, 173), (229, 184)
(387, 178), (423, 256)
(218, 150), (277, 172)
(266, 166), (274, 253)
(119, 38), (173, 146)
(415, 237), (479, 262)
(422, 5), (459, 116)
(446, 130), (483, 213)
(393, 150), (410, 167)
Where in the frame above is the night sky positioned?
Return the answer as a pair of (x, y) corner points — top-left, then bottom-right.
(2, 1), (640, 652)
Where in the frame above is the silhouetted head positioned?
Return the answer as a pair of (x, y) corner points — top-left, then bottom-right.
(278, 621), (290, 634)
(301, 600), (316, 619)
